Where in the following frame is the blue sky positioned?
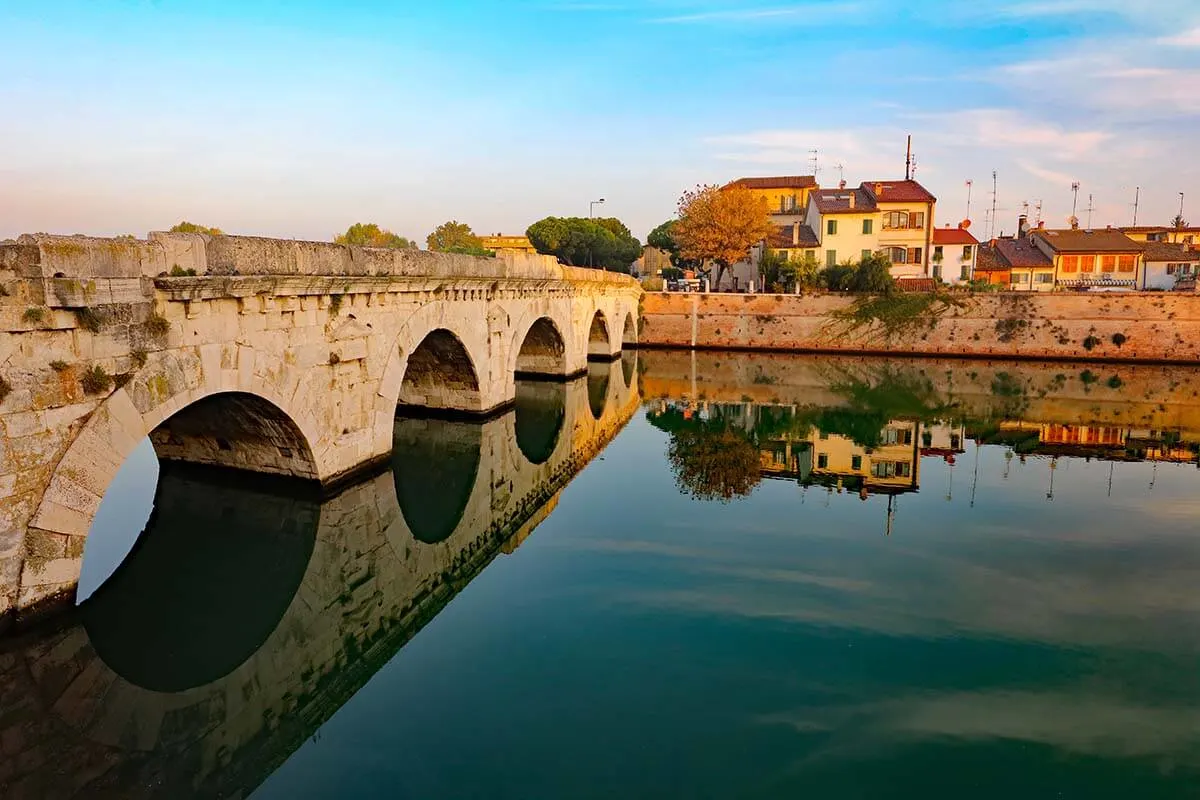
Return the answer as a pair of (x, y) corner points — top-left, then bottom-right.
(2, 0), (1198, 241)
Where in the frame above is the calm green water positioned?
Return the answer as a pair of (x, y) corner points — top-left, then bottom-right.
(6, 353), (1200, 799)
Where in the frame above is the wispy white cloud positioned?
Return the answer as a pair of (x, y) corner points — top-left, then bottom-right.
(1158, 26), (1200, 46)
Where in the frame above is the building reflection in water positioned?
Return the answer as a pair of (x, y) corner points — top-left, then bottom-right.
(0, 362), (638, 800)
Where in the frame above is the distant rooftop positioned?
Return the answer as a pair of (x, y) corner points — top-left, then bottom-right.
(724, 175), (818, 190)
(932, 226), (979, 246)
(767, 223), (820, 249)
(1142, 241), (1200, 262)
(994, 237), (1053, 268)
(1032, 228), (1141, 254)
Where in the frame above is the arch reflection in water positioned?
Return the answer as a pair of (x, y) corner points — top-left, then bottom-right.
(81, 464), (319, 693)
(392, 416), (483, 544)
(514, 380), (567, 465)
(588, 362), (611, 420)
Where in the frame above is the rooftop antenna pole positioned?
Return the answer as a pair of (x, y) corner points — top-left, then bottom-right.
(1086, 193), (1096, 230)
(1034, 199), (1043, 227)
(809, 149), (819, 179)
(905, 135), (913, 180)
(1132, 186), (1140, 227)
(835, 162), (845, 186)
(966, 179), (973, 221)
(1071, 182), (1080, 218)
(989, 170), (998, 240)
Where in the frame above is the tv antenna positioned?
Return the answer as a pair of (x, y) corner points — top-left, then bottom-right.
(1132, 186), (1140, 226)
(1071, 181), (1080, 218)
(809, 149), (819, 178)
(834, 162), (845, 185)
(965, 179), (973, 221)
(1084, 194), (1096, 230)
(1033, 199), (1043, 227)
(988, 170), (998, 239)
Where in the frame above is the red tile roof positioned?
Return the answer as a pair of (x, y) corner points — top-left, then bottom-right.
(994, 237), (1053, 268)
(810, 188), (877, 215)
(896, 277), (938, 293)
(933, 226), (979, 246)
(767, 223), (820, 249)
(860, 180), (936, 204)
(724, 175), (818, 190)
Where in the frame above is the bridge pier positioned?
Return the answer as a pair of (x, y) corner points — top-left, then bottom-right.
(0, 233), (641, 626)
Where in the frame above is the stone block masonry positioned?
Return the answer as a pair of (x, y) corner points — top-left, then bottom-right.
(0, 231), (641, 625)
(638, 291), (1200, 363)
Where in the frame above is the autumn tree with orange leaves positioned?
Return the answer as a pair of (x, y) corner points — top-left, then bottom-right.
(673, 184), (774, 289)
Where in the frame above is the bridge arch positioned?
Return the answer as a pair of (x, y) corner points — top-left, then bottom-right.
(622, 312), (637, 347)
(587, 310), (612, 360)
(397, 329), (482, 414)
(25, 348), (325, 612)
(514, 317), (568, 378)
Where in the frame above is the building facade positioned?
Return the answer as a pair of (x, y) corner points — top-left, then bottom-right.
(723, 175), (819, 225)
(931, 225), (979, 285)
(1030, 227), (1143, 291)
(1140, 241), (1200, 290)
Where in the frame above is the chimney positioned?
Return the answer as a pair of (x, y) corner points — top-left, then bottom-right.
(848, 192), (856, 210)
(1018, 214), (1029, 239)
(838, 180), (846, 190)
(874, 182), (884, 196)
(1037, 221), (1044, 230)
(792, 221), (799, 246)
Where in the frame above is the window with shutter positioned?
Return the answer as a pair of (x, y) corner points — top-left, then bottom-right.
(1118, 255), (1136, 272)
(909, 247), (923, 264)
(1080, 256), (1095, 273)
(1102, 255), (1116, 273)
(1062, 255), (1078, 273)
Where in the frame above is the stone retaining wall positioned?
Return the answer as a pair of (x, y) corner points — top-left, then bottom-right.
(639, 291), (1200, 363)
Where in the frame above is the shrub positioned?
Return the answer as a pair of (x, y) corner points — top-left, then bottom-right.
(1111, 332), (1127, 347)
(131, 348), (148, 368)
(1080, 369), (1099, 386)
(145, 314), (171, 337)
(0, 376), (9, 403)
(1082, 335), (1101, 351)
(49, 360), (69, 372)
(22, 307), (45, 324)
(329, 294), (344, 315)
(1107, 375), (1124, 390)
(76, 307), (102, 333)
(81, 365), (112, 395)
(169, 265), (198, 277)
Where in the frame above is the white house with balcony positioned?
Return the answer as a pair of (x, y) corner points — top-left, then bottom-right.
(931, 225), (979, 285)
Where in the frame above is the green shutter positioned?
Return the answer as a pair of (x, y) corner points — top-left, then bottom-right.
(862, 219), (873, 234)
(827, 219), (837, 235)
(826, 250), (837, 267)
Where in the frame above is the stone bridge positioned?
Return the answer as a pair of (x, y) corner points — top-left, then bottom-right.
(0, 233), (641, 623)
(0, 362), (641, 798)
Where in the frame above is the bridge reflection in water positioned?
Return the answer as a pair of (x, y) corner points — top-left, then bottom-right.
(0, 358), (638, 800)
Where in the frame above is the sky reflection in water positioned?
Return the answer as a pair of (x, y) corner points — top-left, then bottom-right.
(50, 355), (1200, 797)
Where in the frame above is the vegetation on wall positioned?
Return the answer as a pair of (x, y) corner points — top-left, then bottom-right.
(0, 375), (10, 404)
(22, 307), (46, 324)
(826, 290), (963, 342)
(81, 365), (112, 395)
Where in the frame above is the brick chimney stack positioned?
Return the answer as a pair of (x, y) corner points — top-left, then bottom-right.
(848, 192), (856, 210)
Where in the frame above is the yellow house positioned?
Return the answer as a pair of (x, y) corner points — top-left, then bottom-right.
(860, 180), (937, 279)
(1030, 228), (1143, 289)
(804, 187), (880, 268)
(724, 175), (819, 222)
(479, 234), (536, 254)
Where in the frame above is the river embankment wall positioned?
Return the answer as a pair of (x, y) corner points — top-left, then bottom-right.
(638, 292), (1200, 363)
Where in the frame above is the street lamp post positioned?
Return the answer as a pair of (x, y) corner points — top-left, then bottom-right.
(589, 198), (606, 269)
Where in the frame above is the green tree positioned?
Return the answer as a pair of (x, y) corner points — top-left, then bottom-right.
(526, 216), (640, 272)
(426, 220), (485, 253)
(847, 252), (896, 294)
(334, 223), (415, 249)
(169, 221), (223, 236)
(794, 251), (822, 290)
(1173, 213), (1189, 229)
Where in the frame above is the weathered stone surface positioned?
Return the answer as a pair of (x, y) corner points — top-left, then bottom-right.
(0, 233), (640, 622)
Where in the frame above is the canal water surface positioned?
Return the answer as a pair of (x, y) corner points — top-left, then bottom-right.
(6, 352), (1200, 798)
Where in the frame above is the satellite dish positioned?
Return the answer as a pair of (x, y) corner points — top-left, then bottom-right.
(960, 219), (971, 229)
